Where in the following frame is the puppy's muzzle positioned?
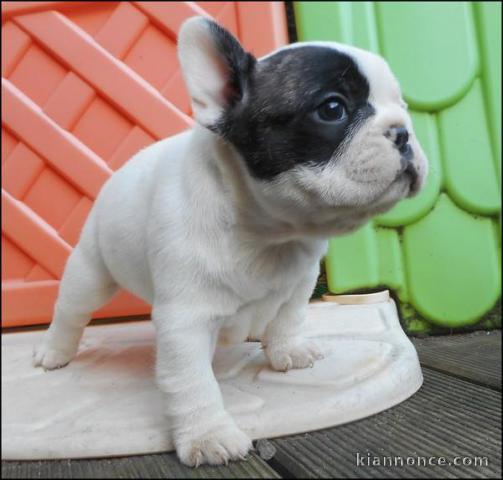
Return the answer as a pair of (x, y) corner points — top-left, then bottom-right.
(386, 126), (419, 193)
(402, 159), (419, 191)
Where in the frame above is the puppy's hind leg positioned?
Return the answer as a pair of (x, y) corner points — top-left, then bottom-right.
(33, 229), (118, 370)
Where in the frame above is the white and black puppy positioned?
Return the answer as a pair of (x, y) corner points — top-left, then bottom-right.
(33, 17), (427, 466)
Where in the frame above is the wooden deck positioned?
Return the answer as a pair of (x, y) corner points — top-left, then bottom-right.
(2, 331), (501, 479)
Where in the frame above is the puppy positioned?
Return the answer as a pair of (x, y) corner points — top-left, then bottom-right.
(33, 17), (428, 466)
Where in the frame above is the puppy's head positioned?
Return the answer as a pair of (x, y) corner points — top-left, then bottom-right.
(178, 17), (428, 231)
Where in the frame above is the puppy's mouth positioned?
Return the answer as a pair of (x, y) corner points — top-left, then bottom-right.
(396, 147), (420, 197)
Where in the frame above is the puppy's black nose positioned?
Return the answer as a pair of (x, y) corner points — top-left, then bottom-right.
(387, 126), (409, 148)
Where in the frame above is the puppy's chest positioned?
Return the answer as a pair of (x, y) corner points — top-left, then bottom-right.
(218, 243), (322, 341)
(225, 241), (321, 300)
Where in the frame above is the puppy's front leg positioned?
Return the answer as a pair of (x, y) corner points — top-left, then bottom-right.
(262, 272), (324, 372)
(153, 304), (252, 467)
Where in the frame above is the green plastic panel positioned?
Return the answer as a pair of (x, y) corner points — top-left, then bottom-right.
(325, 223), (379, 293)
(403, 194), (500, 327)
(295, 1), (502, 332)
(294, 2), (380, 52)
(439, 80), (500, 215)
(376, 2), (478, 111)
(376, 227), (408, 301)
(474, 2), (502, 181)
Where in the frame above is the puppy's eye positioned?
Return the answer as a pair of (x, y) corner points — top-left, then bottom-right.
(315, 97), (347, 122)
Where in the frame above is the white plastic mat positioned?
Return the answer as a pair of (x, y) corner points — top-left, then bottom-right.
(2, 299), (422, 460)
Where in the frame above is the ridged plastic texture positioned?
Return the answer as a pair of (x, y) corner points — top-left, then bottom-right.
(1, 1), (288, 327)
(2, 300), (422, 460)
(295, 1), (501, 331)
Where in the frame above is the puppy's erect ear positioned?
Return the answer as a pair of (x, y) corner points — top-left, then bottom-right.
(178, 17), (256, 126)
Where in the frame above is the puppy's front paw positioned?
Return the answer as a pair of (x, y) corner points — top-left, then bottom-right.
(175, 420), (252, 467)
(265, 338), (324, 372)
(32, 343), (77, 371)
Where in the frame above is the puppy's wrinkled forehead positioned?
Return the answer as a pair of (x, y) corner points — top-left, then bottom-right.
(257, 42), (401, 108)
(253, 45), (370, 114)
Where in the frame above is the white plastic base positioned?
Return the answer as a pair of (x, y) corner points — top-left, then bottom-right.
(2, 299), (423, 460)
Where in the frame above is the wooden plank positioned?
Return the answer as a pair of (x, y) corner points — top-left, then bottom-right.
(1, 452), (281, 479)
(2, 79), (111, 199)
(413, 330), (502, 390)
(13, 10), (192, 140)
(269, 368), (501, 478)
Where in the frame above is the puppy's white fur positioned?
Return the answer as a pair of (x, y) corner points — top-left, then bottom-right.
(33, 18), (427, 467)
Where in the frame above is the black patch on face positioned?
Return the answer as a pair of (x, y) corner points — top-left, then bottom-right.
(211, 46), (373, 180)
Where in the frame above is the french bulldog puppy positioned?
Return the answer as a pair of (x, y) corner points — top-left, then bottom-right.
(33, 17), (428, 466)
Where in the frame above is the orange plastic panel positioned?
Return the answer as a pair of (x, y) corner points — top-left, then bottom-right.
(1, 1), (288, 327)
